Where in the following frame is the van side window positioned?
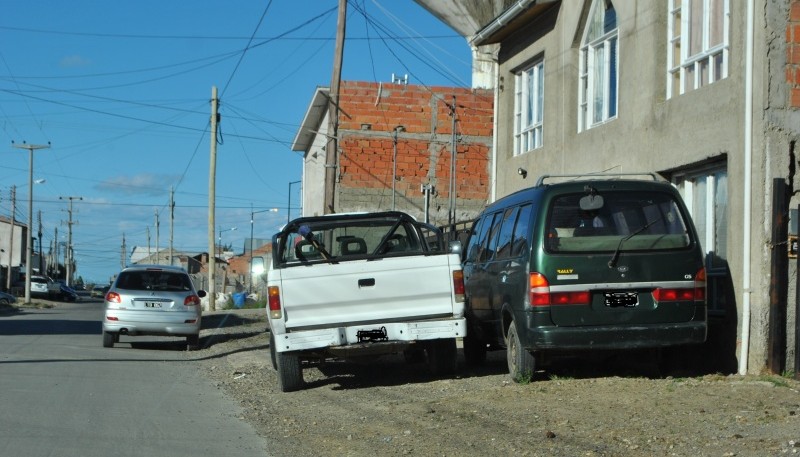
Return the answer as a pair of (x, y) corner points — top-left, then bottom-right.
(464, 218), (485, 263)
(479, 212), (503, 262)
(511, 204), (532, 257)
(495, 207), (520, 260)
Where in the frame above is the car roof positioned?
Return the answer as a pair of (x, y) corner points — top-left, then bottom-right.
(120, 264), (188, 273)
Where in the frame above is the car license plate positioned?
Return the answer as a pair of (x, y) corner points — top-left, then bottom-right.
(143, 301), (162, 308)
(604, 292), (638, 308)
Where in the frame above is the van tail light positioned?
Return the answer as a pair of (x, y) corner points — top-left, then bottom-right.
(106, 291), (121, 304)
(184, 295), (201, 307)
(652, 268), (707, 303)
(529, 273), (590, 307)
(268, 286), (282, 319)
(452, 270), (465, 303)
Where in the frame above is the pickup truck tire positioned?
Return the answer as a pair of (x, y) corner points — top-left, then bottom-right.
(270, 332), (303, 392)
(506, 323), (536, 382)
(463, 335), (488, 366)
(426, 338), (457, 376)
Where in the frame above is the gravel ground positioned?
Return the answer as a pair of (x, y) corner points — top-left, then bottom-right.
(190, 309), (800, 457)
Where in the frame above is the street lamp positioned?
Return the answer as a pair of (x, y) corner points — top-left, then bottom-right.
(250, 207), (278, 293)
(288, 180), (301, 224)
(12, 141), (50, 303)
(217, 226), (237, 259)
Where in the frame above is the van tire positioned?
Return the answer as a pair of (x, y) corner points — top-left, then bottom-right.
(102, 331), (115, 348)
(506, 323), (536, 381)
(427, 338), (457, 375)
(463, 335), (488, 366)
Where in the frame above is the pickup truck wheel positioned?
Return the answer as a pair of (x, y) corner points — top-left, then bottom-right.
(269, 332), (278, 370)
(427, 338), (457, 376)
(276, 351), (303, 392)
(506, 323), (536, 382)
(102, 331), (115, 348)
(463, 335), (488, 366)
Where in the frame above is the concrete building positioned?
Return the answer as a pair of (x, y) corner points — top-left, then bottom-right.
(292, 81), (494, 228)
(416, 0), (800, 375)
(0, 216), (25, 291)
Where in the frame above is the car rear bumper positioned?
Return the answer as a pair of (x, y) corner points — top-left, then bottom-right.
(103, 310), (201, 336)
(272, 317), (466, 353)
(521, 321), (707, 351)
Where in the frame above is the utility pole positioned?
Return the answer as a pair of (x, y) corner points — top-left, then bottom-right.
(324, 0), (346, 214)
(169, 187), (174, 267)
(53, 227), (58, 278)
(121, 233), (127, 270)
(60, 196), (82, 287)
(154, 209), (160, 265)
(208, 86), (220, 310)
(447, 96), (458, 231)
(14, 141), (50, 303)
(5, 186), (15, 291)
(37, 210), (43, 274)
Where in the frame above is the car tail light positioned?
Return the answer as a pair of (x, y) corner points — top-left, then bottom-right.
(268, 286), (282, 319)
(652, 268), (706, 303)
(529, 273), (590, 307)
(184, 295), (201, 306)
(452, 270), (465, 303)
(106, 292), (121, 304)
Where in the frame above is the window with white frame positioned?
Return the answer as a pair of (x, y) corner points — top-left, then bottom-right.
(667, 0), (729, 98)
(673, 165), (728, 264)
(514, 59), (545, 155)
(578, 0), (618, 132)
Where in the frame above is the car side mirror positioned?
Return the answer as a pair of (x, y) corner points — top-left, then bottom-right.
(448, 240), (462, 255)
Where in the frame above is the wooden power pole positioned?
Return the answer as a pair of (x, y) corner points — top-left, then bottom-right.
(208, 86), (219, 310)
(324, 0), (346, 214)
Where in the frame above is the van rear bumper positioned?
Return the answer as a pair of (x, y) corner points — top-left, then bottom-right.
(523, 321), (707, 351)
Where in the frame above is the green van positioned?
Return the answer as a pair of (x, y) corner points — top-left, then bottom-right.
(461, 174), (707, 380)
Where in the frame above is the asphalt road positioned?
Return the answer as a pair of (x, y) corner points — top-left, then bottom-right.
(0, 300), (267, 457)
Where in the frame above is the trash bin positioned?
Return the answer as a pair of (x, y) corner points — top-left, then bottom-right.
(232, 292), (246, 308)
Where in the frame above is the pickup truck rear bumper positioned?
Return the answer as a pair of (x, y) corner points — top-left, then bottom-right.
(272, 318), (466, 353)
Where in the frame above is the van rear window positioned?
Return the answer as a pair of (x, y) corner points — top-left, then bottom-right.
(546, 191), (691, 253)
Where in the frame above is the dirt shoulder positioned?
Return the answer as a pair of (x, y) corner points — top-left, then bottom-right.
(191, 309), (800, 457)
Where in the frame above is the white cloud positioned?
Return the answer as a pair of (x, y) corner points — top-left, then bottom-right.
(59, 54), (92, 68)
(96, 173), (179, 197)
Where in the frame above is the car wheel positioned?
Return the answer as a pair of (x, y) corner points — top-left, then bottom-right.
(102, 331), (115, 348)
(186, 334), (200, 351)
(462, 334), (488, 366)
(275, 349), (303, 392)
(506, 322), (536, 382)
(269, 332), (278, 370)
(427, 338), (457, 376)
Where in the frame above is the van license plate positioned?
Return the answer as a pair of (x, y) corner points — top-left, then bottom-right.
(604, 292), (638, 308)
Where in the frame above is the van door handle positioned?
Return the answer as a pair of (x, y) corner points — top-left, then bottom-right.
(358, 278), (375, 288)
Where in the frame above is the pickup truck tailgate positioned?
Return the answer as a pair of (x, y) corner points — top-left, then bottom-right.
(276, 255), (457, 330)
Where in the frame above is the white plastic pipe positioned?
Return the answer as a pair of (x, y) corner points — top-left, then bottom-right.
(738, 0), (754, 376)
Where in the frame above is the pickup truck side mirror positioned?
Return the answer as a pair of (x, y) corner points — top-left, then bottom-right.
(448, 240), (462, 255)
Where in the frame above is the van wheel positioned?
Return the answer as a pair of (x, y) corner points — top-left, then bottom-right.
(269, 332), (278, 370)
(463, 335), (488, 366)
(102, 331), (115, 348)
(427, 338), (457, 375)
(506, 323), (536, 382)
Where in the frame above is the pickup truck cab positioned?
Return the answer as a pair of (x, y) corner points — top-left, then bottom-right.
(266, 211), (466, 392)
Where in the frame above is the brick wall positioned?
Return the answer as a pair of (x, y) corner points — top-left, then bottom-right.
(335, 81), (494, 225)
(788, 1), (800, 107)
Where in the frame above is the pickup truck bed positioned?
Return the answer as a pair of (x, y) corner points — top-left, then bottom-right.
(266, 211), (466, 392)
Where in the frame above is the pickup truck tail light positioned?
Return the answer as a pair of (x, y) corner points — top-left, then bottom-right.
(268, 286), (282, 319)
(452, 270), (465, 303)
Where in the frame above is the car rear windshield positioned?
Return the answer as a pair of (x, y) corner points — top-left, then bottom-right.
(546, 191), (692, 253)
(278, 215), (440, 266)
(115, 270), (193, 292)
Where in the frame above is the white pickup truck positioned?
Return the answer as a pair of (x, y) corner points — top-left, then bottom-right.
(266, 211), (466, 392)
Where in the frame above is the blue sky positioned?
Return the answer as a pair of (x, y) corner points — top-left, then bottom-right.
(0, 1), (473, 283)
